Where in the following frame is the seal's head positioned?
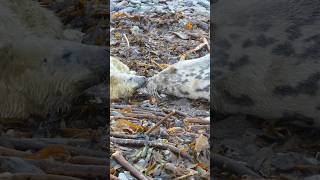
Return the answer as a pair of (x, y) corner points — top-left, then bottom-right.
(110, 56), (147, 100)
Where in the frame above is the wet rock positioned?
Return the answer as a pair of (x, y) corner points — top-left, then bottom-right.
(121, 7), (135, 13)
(129, 0), (141, 5)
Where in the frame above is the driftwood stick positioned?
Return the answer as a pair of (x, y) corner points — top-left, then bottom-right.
(26, 159), (107, 179)
(68, 156), (107, 165)
(110, 116), (141, 121)
(111, 104), (135, 109)
(201, 37), (210, 51)
(112, 150), (150, 180)
(110, 137), (193, 162)
(0, 146), (32, 157)
(110, 132), (139, 139)
(184, 117), (210, 125)
(212, 153), (261, 178)
(188, 125), (210, 131)
(111, 104), (188, 117)
(113, 112), (162, 121)
(145, 111), (175, 135)
(0, 137), (105, 157)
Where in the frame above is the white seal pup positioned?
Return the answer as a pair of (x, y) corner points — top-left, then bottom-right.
(138, 54), (210, 101)
(110, 56), (147, 100)
(0, 0), (107, 119)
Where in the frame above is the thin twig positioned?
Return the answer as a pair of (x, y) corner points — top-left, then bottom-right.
(184, 117), (210, 125)
(110, 116), (141, 121)
(187, 125), (210, 131)
(145, 111), (175, 135)
(123, 34), (130, 47)
(180, 41), (208, 60)
(112, 112), (162, 121)
(150, 59), (166, 70)
(110, 132), (139, 139)
(201, 37), (210, 51)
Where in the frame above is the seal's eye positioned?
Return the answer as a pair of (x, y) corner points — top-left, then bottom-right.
(128, 77), (133, 81)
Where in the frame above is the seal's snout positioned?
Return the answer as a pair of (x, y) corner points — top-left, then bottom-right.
(131, 76), (147, 87)
(139, 76), (147, 86)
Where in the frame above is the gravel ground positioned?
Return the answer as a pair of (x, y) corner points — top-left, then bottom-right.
(111, 0), (209, 17)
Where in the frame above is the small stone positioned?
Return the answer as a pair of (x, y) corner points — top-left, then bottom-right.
(130, 26), (141, 35)
(184, 0), (194, 7)
(129, 0), (141, 4)
(121, 7), (134, 13)
(156, 6), (166, 12)
(118, 173), (129, 180)
(139, 5), (152, 12)
(111, 111), (123, 117)
(116, 0), (128, 8)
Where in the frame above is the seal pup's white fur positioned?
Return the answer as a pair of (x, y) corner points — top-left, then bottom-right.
(110, 56), (146, 100)
(0, 0), (106, 118)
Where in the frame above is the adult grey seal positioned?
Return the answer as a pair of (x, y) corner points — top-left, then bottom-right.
(213, 0), (320, 127)
(139, 54), (210, 101)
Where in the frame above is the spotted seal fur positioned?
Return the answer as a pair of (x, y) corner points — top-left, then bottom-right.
(139, 54), (210, 101)
(213, 0), (320, 127)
